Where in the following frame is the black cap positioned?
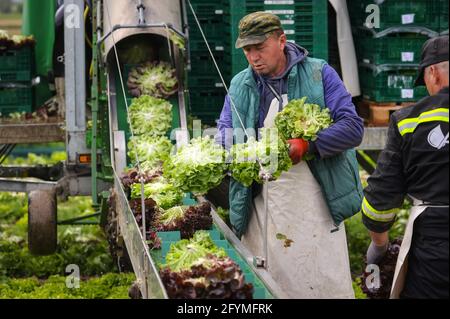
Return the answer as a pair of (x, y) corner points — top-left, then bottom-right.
(415, 35), (449, 87)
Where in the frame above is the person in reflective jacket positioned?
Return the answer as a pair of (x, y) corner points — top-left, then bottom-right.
(362, 35), (449, 299)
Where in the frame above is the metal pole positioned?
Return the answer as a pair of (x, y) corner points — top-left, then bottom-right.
(91, 0), (99, 205)
(263, 175), (269, 270)
(253, 171), (271, 270)
(96, 0), (102, 40)
(180, 0), (191, 70)
(140, 178), (146, 240)
(64, 0), (88, 165)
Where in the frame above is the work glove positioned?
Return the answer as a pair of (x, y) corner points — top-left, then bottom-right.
(287, 139), (309, 165)
(366, 241), (389, 265)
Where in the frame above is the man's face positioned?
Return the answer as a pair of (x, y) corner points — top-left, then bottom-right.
(242, 33), (287, 77)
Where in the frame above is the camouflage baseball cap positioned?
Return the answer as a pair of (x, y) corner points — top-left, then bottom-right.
(235, 12), (283, 49)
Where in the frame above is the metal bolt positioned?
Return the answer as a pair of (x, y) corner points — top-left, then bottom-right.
(253, 256), (266, 268)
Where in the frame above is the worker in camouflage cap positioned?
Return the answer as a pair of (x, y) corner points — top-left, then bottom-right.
(235, 11), (283, 49)
(217, 10), (364, 299)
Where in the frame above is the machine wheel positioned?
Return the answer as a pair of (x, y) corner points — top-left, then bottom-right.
(28, 189), (57, 255)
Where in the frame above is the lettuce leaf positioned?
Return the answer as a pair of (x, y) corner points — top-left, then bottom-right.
(128, 95), (173, 137)
(163, 137), (227, 195)
(130, 177), (183, 210)
(163, 231), (226, 272)
(160, 255), (254, 299)
(127, 135), (173, 172)
(127, 61), (178, 98)
(152, 202), (213, 239)
(229, 128), (292, 187)
(275, 97), (333, 141)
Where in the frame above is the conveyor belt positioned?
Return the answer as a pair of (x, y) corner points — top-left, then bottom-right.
(106, 59), (286, 299)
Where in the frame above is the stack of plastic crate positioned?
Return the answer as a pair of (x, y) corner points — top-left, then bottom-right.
(187, 0), (231, 125)
(440, 0), (449, 34)
(0, 44), (35, 116)
(186, 0), (330, 125)
(348, 0), (446, 105)
(226, 0), (329, 78)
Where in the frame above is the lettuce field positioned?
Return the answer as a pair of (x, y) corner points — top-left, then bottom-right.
(0, 152), (135, 299)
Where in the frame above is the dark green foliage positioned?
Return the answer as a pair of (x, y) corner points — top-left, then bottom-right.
(0, 273), (135, 299)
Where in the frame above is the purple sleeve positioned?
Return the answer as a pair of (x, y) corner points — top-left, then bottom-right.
(216, 95), (233, 147)
(311, 64), (364, 158)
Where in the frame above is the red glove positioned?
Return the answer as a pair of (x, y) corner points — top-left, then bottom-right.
(287, 139), (309, 165)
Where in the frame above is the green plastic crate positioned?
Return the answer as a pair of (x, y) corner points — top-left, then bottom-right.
(226, 0), (329, 76)
(189, 114), (219, 126)
(189, 87), (225, 117)
(0, 70), (33, 83)
(188, 83), (226, 126)
(227, 0), (327, 15)
(348, 0), (442, 32)
(440, 1), (449, 32)
(188, 14), (227, 41)
(182, 193), (197, 206)
(189, 38), (230, 53)
(188, 51), (230, 78)
(359, 64), (429, 103)
(188, 75), (227, 88)
(356, 33), (429, 65)
(0, 86), (33, 115)
(188, 0), (329, 79)
(189, 107), (223, 125)
(155, 228), (274, 299)
(0, 46), (35, 82)
(224, 52), (248, 77)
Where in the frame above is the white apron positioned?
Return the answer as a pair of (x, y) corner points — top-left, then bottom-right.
(241, 96), (355, 299)
(390, 198), (449, 299)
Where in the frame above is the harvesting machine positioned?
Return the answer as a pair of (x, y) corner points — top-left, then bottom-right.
(0, 0), (388, 298)
(0, 0), (290, 299)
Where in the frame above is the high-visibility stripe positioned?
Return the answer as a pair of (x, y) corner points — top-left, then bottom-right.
(361, 197), (398, 222)
(398, 108), (449, 136)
